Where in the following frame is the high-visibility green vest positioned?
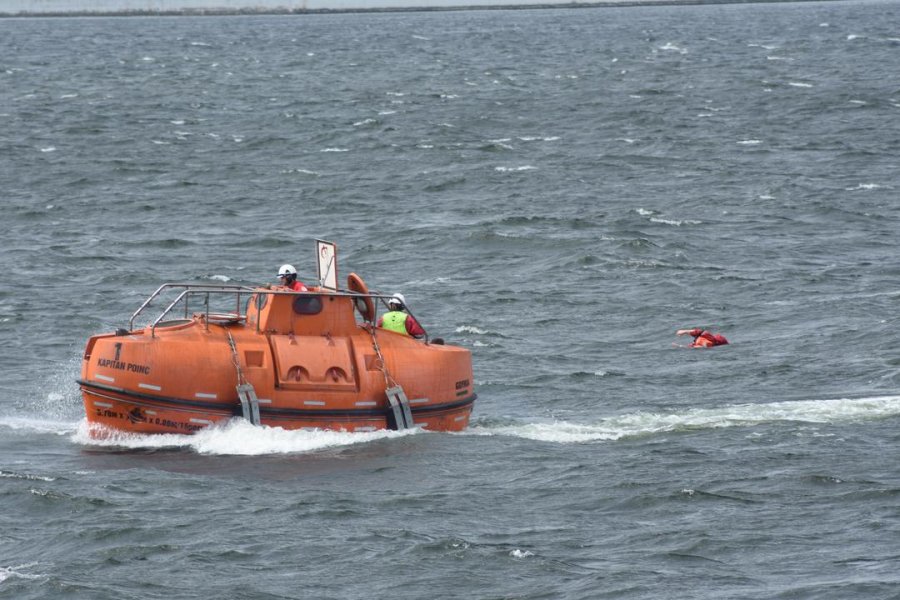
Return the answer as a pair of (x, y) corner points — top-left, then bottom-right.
(381, 311), (408, 335)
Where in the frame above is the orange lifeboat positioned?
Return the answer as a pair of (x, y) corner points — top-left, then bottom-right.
(78, 252), (475, 436)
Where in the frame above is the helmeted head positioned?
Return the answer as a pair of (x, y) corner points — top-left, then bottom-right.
(278, 264), (297, 283)
(388, 293), (406, 310)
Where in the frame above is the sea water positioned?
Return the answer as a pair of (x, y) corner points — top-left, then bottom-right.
(1, 2), (900, 598)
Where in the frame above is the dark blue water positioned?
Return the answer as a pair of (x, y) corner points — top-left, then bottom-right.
(2, 2), (900, 597)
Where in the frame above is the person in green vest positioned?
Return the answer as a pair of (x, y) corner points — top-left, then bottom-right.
(377, 293), (425, 338)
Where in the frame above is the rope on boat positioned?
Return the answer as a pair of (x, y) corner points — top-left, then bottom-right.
(366, 324), (396, 389)
(226, 330), (261, 426)
(366, 324), (414, 430)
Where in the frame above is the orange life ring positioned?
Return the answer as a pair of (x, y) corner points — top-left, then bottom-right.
(347, 272), (376, 323)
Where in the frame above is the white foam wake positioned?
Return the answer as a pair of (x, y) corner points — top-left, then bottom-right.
(469, 395), (900, 443)
(7, 395), (900, 453)
(0, 416), (78, 436)
(70, 418), (417, 455)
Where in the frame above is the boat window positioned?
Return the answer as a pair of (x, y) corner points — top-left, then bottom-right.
(293, 295), (323, 315)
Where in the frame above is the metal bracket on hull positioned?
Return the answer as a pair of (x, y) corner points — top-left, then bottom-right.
(237, 383), (261, 426)
(386, 385), (414, 430)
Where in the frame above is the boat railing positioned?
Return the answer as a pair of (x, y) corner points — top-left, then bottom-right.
(131, 283), (430, 342)
(130, 283), (255, 335)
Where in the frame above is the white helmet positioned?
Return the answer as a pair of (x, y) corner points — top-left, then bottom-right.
(389, 293), (406, 307)
(278, 264), (297, 277)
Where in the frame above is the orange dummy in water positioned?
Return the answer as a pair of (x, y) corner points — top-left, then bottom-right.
(675, 328), (729, 348)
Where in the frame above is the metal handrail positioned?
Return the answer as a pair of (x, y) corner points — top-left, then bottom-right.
(129, 283), (253, 332)
(129, 283), (430, 342)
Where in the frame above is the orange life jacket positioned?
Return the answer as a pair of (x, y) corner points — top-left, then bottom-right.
(691, 331), (728, 348)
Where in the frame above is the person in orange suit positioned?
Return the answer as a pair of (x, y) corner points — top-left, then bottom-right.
(676, 328), (729, 348)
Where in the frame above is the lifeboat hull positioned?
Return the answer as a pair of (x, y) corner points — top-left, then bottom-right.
(79, 286), (476, 438)
(81, 383), (474, 435)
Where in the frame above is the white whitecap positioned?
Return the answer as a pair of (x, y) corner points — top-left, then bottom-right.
(788, 82), (814, 88)
(283, 168), (320, 176)
(650, 217), (701, 226)
(40, 147), (56, 153)
(0, 564), (43, 584)
(321, 148), (349, 153)
(518, 136), (559, 142)
(660, 42), (686, 54)
(738, 140), (763, 145)
(456, 325), (488, 335)
(0, 470), (55, 482)
(495, 166), (536, 172)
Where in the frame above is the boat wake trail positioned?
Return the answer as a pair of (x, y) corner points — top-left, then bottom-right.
(6, 396), (899, 453)
(69, 418), (418, 455)
(0, 416), (77, 437)
(467, 395), (900, 443)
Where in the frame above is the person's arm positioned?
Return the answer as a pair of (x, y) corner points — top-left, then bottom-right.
(676, 328), (703, 337)
(406, 315), (426, 338)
